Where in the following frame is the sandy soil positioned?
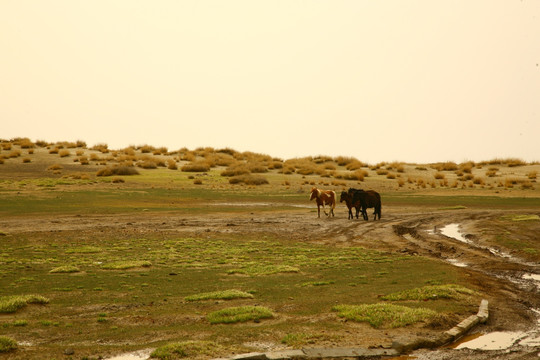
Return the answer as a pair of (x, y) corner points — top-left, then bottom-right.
(1, 205), (539, 359)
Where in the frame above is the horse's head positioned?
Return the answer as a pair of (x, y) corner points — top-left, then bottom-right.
(309, 187), (318, 201)
(339, 191), (348, 203)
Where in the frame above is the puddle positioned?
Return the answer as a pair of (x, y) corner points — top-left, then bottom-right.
(105, 349), (153, 360)
(455, 331), (527, 350)
(440, 223), (469, 243)
(523, 273), (540, 284)
(447, 259), (468, 268)
(456, 309), (540, 351)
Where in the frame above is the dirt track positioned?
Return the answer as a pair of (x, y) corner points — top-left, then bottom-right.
(2, 205), (539, 359)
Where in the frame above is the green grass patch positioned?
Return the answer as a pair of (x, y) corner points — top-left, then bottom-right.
(207, 306), (274, 324)
(501, 214), (540, 222)
(0, 295), (49, 314)
(333, 303), (437, 328)
(151, 340), (223, 359)
(49, 265), (80, 273)
(65, 246), (102, 254)
(185, 289), (254, 302)
(0, 336), (18, 353)
(102, 260), (151, 270)
(281, 333), (334, 347)
(381, 284), (476, 301)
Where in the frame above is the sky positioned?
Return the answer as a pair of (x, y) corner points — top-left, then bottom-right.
(1, 1), (539, 164)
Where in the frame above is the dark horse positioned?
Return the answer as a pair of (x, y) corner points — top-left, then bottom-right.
(339, 191), (360, 219)
(348, 188), (382, 220)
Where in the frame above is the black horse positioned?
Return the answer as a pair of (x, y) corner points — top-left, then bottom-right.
(348, 188), (382, 220)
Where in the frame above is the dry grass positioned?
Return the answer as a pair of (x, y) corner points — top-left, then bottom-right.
(229, 174), (269, 185)
(181, 161), (211, 172)
(96, 165), (140, 177)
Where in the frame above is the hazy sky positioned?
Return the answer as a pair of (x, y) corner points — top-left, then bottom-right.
(1, 1), (539, 163)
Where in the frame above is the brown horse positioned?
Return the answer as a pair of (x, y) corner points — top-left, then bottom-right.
(348, 188), (382, 220)
(310, 187), (336, 218)
(339, 191), (360, 219)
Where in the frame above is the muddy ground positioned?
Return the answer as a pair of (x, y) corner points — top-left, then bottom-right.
(2, 205), (539, 359)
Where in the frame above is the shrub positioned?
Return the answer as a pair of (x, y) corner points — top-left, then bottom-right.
(507, 158), (527, 167)
(221, 164), (250, 177)
(0, 336), (17, 353)
(473, 177), (485, 185)
(229, 175), (269, 185)
(22, 158), (31, 163)
(19, 138), (34, 149)
(527, 171), (537, 180)
(139, 145), (155, 153)
(9, 150), (21, 158)
(434, 172), (445, 180)
(432, 162), (458, 171)
(47, 164), (63, 171)
(59, 149), (70, 157)
(334, 156), (358, 166)
(459, 162), (475, 173)
(97, 166), (139, 176)
(167, 159), (178, 170)
(345, 160), (366, 171)
(91, 143), (109, 153)
(181, 161), (210, 172)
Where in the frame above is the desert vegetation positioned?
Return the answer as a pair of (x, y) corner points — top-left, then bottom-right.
(0, 138), (538, 192)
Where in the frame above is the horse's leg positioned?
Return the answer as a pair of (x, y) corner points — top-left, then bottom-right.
(317, 205), (321, 218)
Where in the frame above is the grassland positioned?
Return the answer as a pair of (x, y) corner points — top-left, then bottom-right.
(0, 138), (539, 359)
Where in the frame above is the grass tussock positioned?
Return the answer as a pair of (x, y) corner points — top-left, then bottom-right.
(0, 336), (18, 353)
(381, 284), (476, 301)
(333, 303), (437, 328)
(432, 162), (458, 171)
(207, 306), (274, 324)
(0, 295), (50, 314)
(185, 289), (254, 302)
(97, 165), (140, 177)
(229, 174), (269, 185)
(181, 161), (211, 172)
